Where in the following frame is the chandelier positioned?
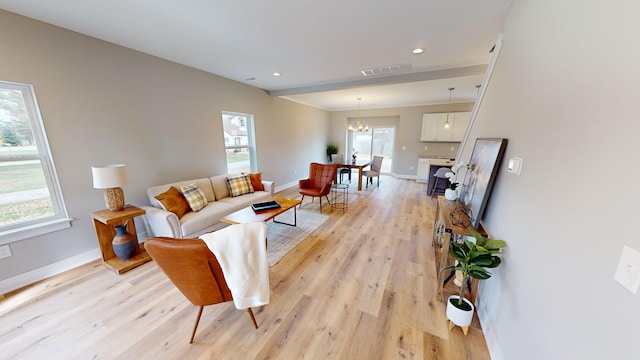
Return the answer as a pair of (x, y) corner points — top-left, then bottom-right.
(348, 97), (369, 132)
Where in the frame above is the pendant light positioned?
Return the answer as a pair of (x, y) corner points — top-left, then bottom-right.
(349, 98), (369, 132)
(444, 87), (454, 129)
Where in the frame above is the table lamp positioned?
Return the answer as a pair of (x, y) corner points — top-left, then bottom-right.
(91, 164), (129, 211)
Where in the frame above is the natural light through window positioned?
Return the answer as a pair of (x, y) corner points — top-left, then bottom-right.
(221, 111), (256, 174)
(0, 81), (70, 244)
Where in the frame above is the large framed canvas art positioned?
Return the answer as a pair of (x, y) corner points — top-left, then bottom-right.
(459, 138), (508, 229)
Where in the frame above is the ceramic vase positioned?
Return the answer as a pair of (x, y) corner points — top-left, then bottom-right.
(444, 188), (457, 201)
(112, 224), (137, 260)
(446, 295), (474, 328)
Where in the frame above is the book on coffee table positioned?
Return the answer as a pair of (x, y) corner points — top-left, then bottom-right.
(251, 200), (281, 212)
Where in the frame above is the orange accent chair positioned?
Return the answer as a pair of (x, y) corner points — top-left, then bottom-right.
(298, 162), (338, 213)
(145, 237), (258, 343)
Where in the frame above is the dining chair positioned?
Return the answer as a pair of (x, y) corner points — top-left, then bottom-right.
(363, 155), (383, 188)
(331, 154), (352, 183)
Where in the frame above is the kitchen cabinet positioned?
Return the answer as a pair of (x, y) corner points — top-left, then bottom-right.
(417, 158), (431, 183)
(421, 112), (471, 142)
(451, 112), (471, 141)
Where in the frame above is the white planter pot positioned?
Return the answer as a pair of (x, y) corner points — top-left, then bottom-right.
(444, 188), (457, 200)
(446, 295), (474, 328)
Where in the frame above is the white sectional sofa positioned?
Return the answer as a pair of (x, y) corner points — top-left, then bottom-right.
(142, 174), (274, 238)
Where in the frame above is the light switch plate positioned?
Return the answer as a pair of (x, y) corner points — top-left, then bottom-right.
(614, 246), (640, 294)
(0, 245), (11, 259)
(508, 157), (523, 175)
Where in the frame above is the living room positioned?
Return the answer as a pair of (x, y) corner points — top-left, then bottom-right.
(1, 1), (639, 359)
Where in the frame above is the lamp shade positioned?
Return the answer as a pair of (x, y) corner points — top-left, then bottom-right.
(91, 164), (129, 189)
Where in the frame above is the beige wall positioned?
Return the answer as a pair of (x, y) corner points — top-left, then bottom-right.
(0, 10), (329, 281)
(329, 102), (474, 175)
(459, 0), (640, 358)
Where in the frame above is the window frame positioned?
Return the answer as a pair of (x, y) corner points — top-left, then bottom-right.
(0, 81), (71, 245)
(221, 111), (257, 174)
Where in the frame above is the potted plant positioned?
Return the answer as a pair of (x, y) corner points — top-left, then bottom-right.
(326, 143), (339, 162)
(444, 162), (468, 200)
(441, 228), (507, 334)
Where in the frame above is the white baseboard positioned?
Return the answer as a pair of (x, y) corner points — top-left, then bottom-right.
(476, 297), (503, 360)
(1, 230), (147, 295)
(275, 181), (299, 193)
(0, 247), (101, 295)
(395, 174), (417, 180)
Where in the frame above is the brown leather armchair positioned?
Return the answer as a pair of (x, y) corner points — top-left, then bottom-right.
(145, 237), (258, 343)
(298, 162), (338, 213)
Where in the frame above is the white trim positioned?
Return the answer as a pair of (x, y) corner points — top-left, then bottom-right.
(476, 294), (503, 360)
(275, 181), (299, 193)
(0, 217), (72, 245)
(395, 174), (417, 180)
(0, 247), (101, 295)
(455, 33), (504, 161)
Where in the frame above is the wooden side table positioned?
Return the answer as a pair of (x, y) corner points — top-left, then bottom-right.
(91, 205), (151, 274)
(433, 196), (486, 302)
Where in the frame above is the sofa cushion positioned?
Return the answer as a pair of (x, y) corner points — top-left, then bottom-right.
(211, 174), (236, 200)
(148, 178), (215, 208)
(217, 190), (273, 209)
(226, 174), (254, 197)
(179, 201), (237, 236)
(180, 183), (208, 212)
(154, 186), (190, 219)
(248, 172), (265, 191)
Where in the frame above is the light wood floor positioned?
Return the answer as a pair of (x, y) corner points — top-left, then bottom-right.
(0, 176), (490, 360)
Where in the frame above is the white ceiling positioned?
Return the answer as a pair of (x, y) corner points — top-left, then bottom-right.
(0, 0), (512, 111)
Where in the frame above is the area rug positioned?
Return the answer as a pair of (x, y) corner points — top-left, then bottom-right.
(340, 175), (379, 196)
(266, 208), (329, 267)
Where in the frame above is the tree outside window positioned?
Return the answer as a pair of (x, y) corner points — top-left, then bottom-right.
(0, 81), (70, 243)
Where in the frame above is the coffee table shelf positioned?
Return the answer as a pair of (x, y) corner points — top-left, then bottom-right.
(220, 197), (301, 226)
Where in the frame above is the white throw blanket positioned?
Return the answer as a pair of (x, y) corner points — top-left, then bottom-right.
(199, 222), (269, 309)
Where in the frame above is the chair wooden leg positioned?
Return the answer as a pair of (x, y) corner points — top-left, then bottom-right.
(300, 195), (305, 207)
(190, 306), (204, 344)
(246, 308), (259, 329)
(319, 196), (322, 213)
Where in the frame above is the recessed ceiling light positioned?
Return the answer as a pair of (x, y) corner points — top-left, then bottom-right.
(272, 72), (281, 77)
(412, 48), (424, 54)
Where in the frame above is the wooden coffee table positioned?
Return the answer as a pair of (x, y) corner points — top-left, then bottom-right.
(220, 197), (302, 226)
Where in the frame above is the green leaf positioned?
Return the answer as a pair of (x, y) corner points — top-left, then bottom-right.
(484, 257), (502, 268)
(485, 239), (507, 250)
(469, 266), (492, 279)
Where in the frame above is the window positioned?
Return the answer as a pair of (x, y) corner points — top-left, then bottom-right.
(349, 126), (395, 173)
(221, 111), (256, 174)
(0, 81), (70, 244)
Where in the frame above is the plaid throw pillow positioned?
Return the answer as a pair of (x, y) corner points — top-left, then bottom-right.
(226, 175), (254, 197)
(180, 183), (208, 212)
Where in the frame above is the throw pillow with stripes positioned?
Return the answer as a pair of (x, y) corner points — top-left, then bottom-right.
(225, 175), (254, 197)
(180, 183), (208, 212)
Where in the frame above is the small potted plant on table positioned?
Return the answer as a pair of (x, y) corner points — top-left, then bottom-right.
(444, 162), (468, 200)
(326, 143), (339, 163)
(441, 228), (507, 335)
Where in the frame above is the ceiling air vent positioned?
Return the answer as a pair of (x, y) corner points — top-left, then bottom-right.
(361, 63), (411, 77)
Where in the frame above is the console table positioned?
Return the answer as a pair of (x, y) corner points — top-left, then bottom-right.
(91, 205), (151, 274)
(432, 196), (486, 302)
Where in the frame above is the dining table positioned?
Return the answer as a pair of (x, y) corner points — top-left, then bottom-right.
(333, 159), (372, 191)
